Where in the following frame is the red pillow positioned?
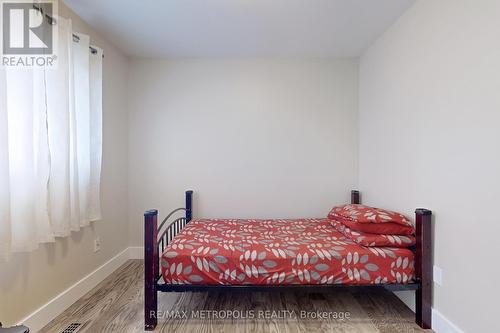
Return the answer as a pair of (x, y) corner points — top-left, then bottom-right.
(328, 204), (412, 227)
(340, 219), (414, 236)
(331, 220), (415, 248)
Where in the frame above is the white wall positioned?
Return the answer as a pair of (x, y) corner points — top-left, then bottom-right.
(0, 1), (129, 326)
(128, 58), (358, 245)
(359, 1), (500, 332)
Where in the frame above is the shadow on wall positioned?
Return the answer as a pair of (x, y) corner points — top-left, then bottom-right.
(0, 227), (89, 298)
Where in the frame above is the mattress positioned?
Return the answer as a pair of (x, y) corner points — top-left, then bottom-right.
(160, 218), (414, 285)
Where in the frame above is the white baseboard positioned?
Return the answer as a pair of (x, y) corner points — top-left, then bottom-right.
(18, 245), (464, 333)
(393, 290), (415, 311)
(432, 309), (465, 333)
(19, 247), (135, 332)
(128, 246), (144, 259)
(394, 292), (464, 333)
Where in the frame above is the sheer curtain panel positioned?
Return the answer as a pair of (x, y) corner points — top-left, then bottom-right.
(0, 17), (103, 258)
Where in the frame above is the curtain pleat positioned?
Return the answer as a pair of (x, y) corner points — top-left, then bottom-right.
(2, 68), (52, 253)
(73, 33), (91, 227)
(0, 69), (11, 257)
(89, 46), (103, 222)
(45, 17), (74, 237)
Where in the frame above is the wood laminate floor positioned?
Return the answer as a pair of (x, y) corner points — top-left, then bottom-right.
(40, 260), (433, 333)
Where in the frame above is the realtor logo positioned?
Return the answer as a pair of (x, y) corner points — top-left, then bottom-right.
(2, 0), (53, 54)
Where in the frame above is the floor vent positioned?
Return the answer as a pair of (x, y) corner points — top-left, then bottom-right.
(61, 323), (82, 333)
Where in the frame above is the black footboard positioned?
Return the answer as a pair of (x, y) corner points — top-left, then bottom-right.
(144, 190), (192, 330)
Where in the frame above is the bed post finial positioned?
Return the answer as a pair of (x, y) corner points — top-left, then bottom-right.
(415, 208), (432, 329)
(186, 190), (193, 222)
(351, 190), (360, 204)
(144, 209), (158, 330)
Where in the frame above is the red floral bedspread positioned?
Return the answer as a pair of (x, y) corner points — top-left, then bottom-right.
(160, 218), (414, 285)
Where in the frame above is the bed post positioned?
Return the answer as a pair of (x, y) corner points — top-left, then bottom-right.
(351, 190), (361, 204)
(415, 208), (432, 329)
(144, 209), (158, 330)
(186, 190), (193, 222)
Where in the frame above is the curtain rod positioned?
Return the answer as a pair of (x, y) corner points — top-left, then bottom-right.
(33, 4), (104, 58)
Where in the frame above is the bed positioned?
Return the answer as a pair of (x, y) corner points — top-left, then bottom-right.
(144, 190), (432, 330)
(160, 218), (415, 286)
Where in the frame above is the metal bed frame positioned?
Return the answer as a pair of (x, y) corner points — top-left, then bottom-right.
(144, 190), (432, 330)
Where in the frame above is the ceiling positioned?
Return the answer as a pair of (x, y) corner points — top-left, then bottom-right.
(63, 0), (415, 58)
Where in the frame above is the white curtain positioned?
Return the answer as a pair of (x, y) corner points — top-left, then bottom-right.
(89, 45), (103, 222)
(0, 17), (103, 258)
